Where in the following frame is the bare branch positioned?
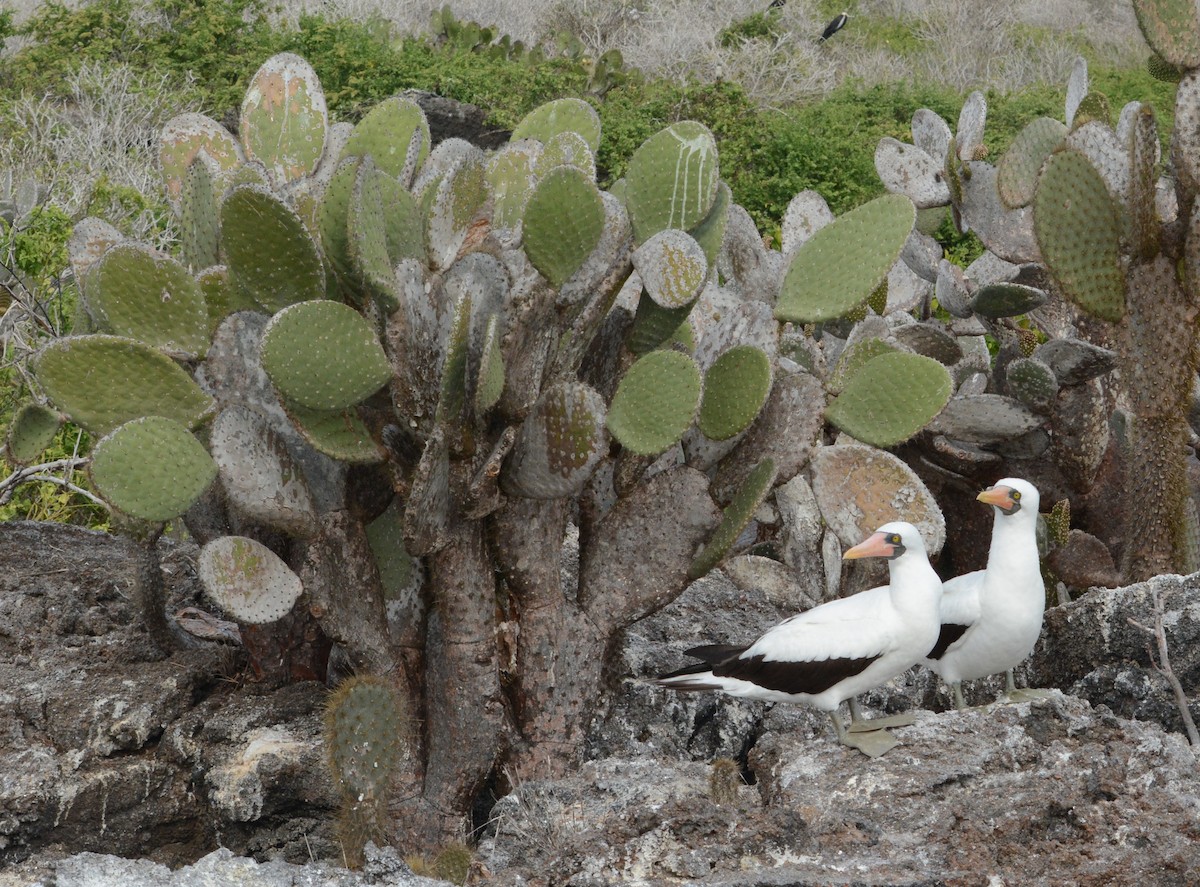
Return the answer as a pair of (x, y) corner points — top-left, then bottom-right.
(1127, 585), (1200, 749)
(0, 457), (92, 505)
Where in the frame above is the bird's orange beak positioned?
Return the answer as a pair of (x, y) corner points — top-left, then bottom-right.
(843, 531), (894, 560)
(977, 485), (1015, 509)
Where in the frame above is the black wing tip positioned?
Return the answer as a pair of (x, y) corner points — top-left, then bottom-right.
(926, 623), (971, 660)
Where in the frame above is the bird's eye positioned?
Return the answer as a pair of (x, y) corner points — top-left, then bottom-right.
(888, 533), (901, 544)
(1011, 490), (1021, 500)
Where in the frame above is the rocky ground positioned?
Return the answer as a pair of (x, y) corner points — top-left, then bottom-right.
(2, 520), (1199, 886)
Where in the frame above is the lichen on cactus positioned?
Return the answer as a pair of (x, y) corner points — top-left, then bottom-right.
(199, 534), (304, 624)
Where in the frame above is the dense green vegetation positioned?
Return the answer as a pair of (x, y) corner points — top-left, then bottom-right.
(0, 0), (1178, 523)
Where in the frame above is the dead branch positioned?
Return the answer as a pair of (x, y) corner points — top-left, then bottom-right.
(1127, 584), (1200, 749)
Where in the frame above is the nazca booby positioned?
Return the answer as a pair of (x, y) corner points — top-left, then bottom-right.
(656, 521), (943, 742)
(923, 478), (1044, 710)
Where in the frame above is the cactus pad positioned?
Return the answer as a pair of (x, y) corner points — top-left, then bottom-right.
(487, 141), (541, 230)
(366, 499), (423, 615)
(261, 300), (392, 411)
(199, 534), (304, 624)
(607, 349), (702, 455)
(688, 457), (777, 580)
(633, 229), (708, 308)
(781, 190), (834, 255)
(628, 296), (695, 356)
(209, 405), (319, 535)
(5, 402), (63, 465)
(697, 345), (772, 441)
(239, 53), (328, 185)
(690, 181), (731, 268)
(511, 97), (602, 151)
(283, 400), (385, 463)
(930, 394), (1043, 444)
(1133, 0), (1200, 68)
(810, 444), (944, 553)
(34, 335), (215, 435)
(502, 381), (608, 498)
(1006, 357), (1059, 412)
(1033, 150), (1126, 322)
(159, 112), (243, 206)
(179, 156), (221, 270)
(87, 242), (210, 357)
(523, 165), (605, 286)
(624, 121), (719, 245)
(874, 138), (950, 208)
(475, 313), (506, 414)
(198, 265), (257, 334)
(825, 351), (953, 448)
(425, 156), (488, 271)
(997, 117), (1066, 209)
(776, 194), (916, 323)
(540, 130), (596, 178)
(969, 282), (1048, 318)
(222, 184), (325, 313)
(342, 96), (430, 181)
(90, 416), (217, 521)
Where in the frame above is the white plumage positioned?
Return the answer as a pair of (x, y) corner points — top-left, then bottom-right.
(922, 477), (1044, 709)
(656, 521), (943, 740)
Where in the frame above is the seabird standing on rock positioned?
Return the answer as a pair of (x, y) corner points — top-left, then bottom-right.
(656, 521), (943, 744)
(922, 478), (1044, 710)
(819, 11), (850, 42)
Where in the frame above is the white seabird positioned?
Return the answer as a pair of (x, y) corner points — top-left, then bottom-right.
(923, 477), (1044, 710)
(656, 521), (943, 742)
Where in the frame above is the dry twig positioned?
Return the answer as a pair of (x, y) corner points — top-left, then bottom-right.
(1127, 582), (1200, 749)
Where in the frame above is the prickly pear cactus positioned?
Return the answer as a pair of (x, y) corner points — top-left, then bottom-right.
(19, 51), (980, 848)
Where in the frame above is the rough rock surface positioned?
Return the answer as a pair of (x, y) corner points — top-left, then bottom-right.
(485, 693), (1200, 886)
(4, 520), (1200, 887)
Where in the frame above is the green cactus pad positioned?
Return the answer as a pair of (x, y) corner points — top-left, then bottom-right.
(159, 112), (244, 206)
(1072, 92), (1112, 130)
(199, 535), (304, 624)
(1133, 0), (1200, 69)
(34, 335), (215, 435)
(325, 674), (406, 798)
(502, 381), (608, 499)
(486, 141), (540, 230)
(282, 399), (385, 463)
(87, 242), (210, 357)
(776, 194), (916, 323)
(688, 457), (777, 580)
(625, 121), (719, 245)
(1148, 52), (1185, 82)
(632, 229), (708, 309)
(348, 159), (423, 311)
(475, 313), (506, 414)
(628, 296), (696, 356)
(511, 97), (602, 151)
(209, 405), (319, 535)
(425, 156), (488, 271)
(1033, 150), (1126, 322)
(5, 402), (63, 466)
(342, 96), (430, 182)
(1006, 357), (1059, 412)
(199, 265), (258, 334)
(811, 444), (945, 553)
(435, 292), (473, 428)
(1127, 104), (1160, 259)
(179, 156), (221, 270)
(318, 157), (361, 285)
(522, 165), (605, 286)
(697, 346), (772, 441)
(607, 349), (702, 455)
(90, 416), (217, 521)
(261, 300), (392, 411)
(689, 181), (730, 269)
(997, 117), (1067, 209)
(969, 282), (1048, 318)
(825, 351), (953, 448)
(239, 53), (328, 184)
(222, 184), (325, 313)
(828, 337), (900, 395)
(540, 130), (596, 178)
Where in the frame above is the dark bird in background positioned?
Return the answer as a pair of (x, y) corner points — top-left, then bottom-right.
(819, 11), (850, 41)
(769, 0), (786, 9)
